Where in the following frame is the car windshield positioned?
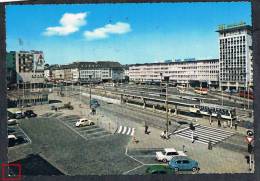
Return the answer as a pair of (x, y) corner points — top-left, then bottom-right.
(162, 151), (166, 155)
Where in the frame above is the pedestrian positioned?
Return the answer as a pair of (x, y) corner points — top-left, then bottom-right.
(235, 122), (238, 131)
(182, 145), (185, 152)
(223, 121), (227, 128)
(144, 123), (148, 134)
(208, 140), (212, 150)
(218, 119), (221, 127)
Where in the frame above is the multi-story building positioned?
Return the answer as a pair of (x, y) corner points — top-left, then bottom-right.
(217, 22), (253, 91)
(15, 50), (45, 86)
(47, 61), (124, 83)
(52, 66), (65, 82)
(6, 51), (17, 86)
(70, 61), (124, 82)
(128, 59), (219, 87)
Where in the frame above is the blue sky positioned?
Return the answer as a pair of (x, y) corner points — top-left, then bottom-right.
(6, 2), (251, 65)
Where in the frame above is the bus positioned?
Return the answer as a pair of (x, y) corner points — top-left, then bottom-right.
(189, 103), (236, 120)
(194, 88), (208, 95)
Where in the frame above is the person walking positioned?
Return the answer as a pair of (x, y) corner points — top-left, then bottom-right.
(234, 122), (238, 131)
(217, 119), (221, 128)
(144, 121), (149, 134)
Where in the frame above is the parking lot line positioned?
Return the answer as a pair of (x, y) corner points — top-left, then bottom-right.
(58, 118), (90, 142)
(18, 125), (32, 144)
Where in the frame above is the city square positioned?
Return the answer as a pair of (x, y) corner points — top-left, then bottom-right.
(4, 2), (254, 177)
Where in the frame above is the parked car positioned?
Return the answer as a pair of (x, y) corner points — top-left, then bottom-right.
(24, 110), (37, 118)
(156, 148), (187, 163)
(168, 156), (200, 173)
(15, 111), (25, 119)
(8, 127), (16, 134)
(8, 134), (25, 147)
(75, 118), (95, 127)
(7, 119), (18, 126)
(145, 165), (176, 174)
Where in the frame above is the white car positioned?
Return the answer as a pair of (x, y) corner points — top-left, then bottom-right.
(7, 119), (18, 125)
(156, 148), (187, 163)
(75, 118), (95, 127)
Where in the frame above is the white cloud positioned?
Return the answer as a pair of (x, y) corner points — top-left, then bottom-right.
(84, 22), (131, 40)
(43, 12), (87, 36)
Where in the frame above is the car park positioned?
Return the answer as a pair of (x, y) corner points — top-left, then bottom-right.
(24, 110), (37, 118)
(75, 118), (95, 127)
(156, 148), (187, 163)
(145, 165), (176, 174)
(7, 119), (18, 126)
(168, 156), (200, 173)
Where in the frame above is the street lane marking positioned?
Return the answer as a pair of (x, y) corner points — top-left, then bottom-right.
(117, 126), (122, 133)
(122, 126), (127, 134)
(131, 128), (135, 136)
(126, 127), (132, 135)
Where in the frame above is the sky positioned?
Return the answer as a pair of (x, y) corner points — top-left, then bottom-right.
(6, 2), (251, 65)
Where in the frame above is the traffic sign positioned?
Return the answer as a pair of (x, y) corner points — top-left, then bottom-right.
(247, 130), (254, 136)
(246, 136), (254, 144)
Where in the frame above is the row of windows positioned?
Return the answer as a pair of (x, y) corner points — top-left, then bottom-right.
(220, 36), (246, 43)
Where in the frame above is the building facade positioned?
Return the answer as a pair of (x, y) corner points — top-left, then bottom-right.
(6, 51), (17, 86)
(217, 23), (253, 91)
(48, 61), (124, 83)
(128, 59), (219, 86)
(15, 50), (45, 85)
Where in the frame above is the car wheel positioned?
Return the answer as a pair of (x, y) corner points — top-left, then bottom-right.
(192, 167), (197, 172)
(90, 122), (94, 126)
(162, 159), (167, 163)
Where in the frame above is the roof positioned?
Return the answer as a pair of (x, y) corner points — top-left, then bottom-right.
(129, 59), (219, 67)
(199, 103), (235, 110)
(216, 25), (252, 33)
(164, 148), (177, 152)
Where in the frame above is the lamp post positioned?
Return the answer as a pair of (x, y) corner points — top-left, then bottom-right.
(89, 74), (93, 108)
(165, 82), (169, 137)
(160, 72), (163, 95)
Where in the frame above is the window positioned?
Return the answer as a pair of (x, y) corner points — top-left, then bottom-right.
(176, 160), (182, 164)
(183, 160), (190, 164)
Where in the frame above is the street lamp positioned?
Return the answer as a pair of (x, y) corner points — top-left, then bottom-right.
(89, 74), (93, 108)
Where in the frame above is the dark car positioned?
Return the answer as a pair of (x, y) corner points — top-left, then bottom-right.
(8, 127), (16, 134)
(8, 135), (26, 147)
(146, 165), (176, 174)
(24, 110), (37, 118)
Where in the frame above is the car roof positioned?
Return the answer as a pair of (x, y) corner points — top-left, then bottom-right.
(8, 135), (17, 139)
(79, 118), (88, 121)
(164, 148), (177, 152)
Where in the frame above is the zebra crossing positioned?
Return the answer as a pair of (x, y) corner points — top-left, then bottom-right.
(174, 124), (236, 145)
(116, 125), (135, 136)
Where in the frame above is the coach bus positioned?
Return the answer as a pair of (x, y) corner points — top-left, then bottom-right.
(189, 103), (236, 120)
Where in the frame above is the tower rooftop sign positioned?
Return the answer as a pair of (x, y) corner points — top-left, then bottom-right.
(217, 21), (250, 32)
